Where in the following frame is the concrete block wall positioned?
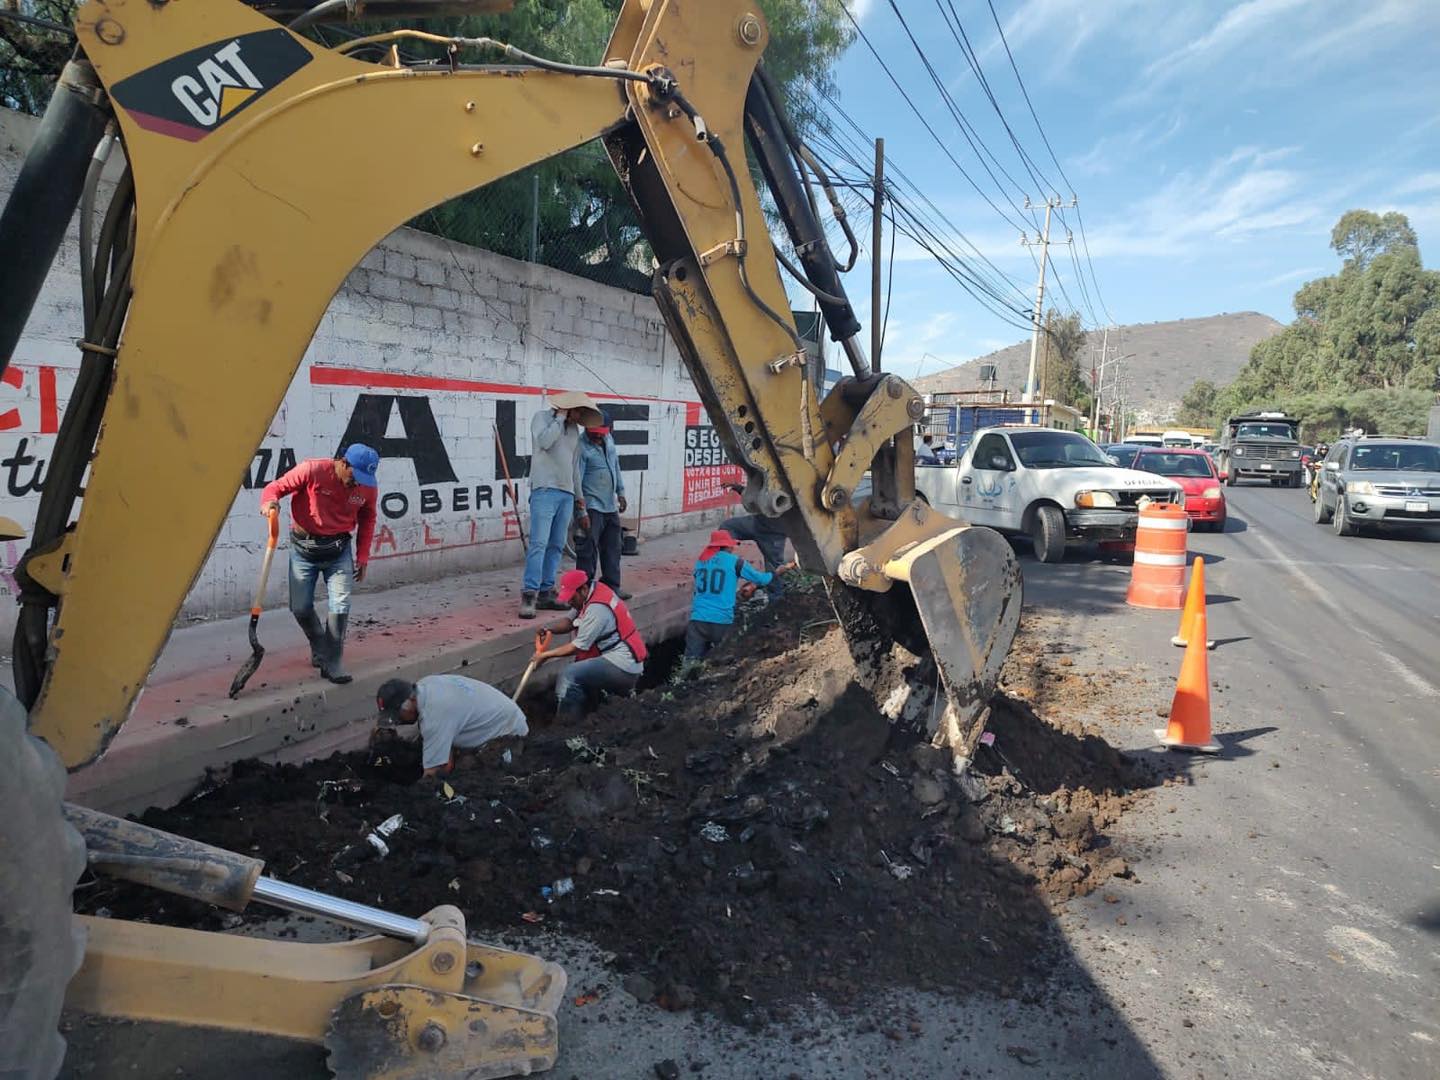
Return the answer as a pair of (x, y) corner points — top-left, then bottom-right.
(0, 107), (741, 637)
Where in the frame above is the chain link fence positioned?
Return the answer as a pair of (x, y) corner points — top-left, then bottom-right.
(415, 141), (654, 296)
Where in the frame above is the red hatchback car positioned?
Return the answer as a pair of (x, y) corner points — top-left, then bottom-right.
(1133, 448), (1227, 531)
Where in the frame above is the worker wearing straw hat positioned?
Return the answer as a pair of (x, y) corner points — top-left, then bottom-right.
(520, 390), (603, 619)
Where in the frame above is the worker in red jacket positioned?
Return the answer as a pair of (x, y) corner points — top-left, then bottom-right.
(261, 444), (379, 684)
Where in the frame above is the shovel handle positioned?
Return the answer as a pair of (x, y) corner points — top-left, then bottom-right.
(249, 508), (281, 614)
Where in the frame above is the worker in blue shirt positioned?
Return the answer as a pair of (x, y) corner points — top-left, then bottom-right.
(576, 409), (629, 598)
(685, 529), (795, 659)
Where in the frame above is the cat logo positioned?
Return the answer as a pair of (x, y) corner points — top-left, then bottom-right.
(110, 29), (313, 142)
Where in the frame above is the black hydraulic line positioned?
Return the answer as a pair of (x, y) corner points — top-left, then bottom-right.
(742, 73), (863, 366)
(753, 65), (859, 274)
(0, 58), (110, 377)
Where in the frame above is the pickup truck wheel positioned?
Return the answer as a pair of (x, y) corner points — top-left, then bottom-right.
(1030, 505), (1066, 563)
(1333, 496), (1359, 536)
(0, 688), (87, 1080)
(1313, 491), (1332, 524)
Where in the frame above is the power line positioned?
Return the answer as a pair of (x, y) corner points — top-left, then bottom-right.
(934, 0), (1056, 196)
(838, 4), (1034, 237)
(883, 0), (1040, 229)
(986, 0), (1116, 325)
(805, 99), (1031, 307)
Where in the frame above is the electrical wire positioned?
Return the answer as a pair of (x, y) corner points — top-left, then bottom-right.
(805, 85), (1032, 304)
(883, 0), (1039, 228)
(0, 9), (74, 36)
(986, 0), (1115, 324)
(937, 0), (1056, 195)
(838, 5), (1034, 237)
(806, 107), (1031, 315)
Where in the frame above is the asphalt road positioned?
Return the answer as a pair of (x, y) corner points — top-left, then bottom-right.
(1029, 481), (1439, 1079)
(56, 483), (1440, 1078)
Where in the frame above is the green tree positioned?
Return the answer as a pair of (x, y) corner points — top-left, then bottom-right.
(1038, 309), (1092, 415)
(1178, 379), (1219, 428)
(1330, 209), (1418, 269)
(1215, 210), (1438, 436)
(0, 1), (76, 114)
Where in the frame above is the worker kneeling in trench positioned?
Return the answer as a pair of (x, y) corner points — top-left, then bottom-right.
(531, 569), (647, 721)
(373, 674), (528, 780)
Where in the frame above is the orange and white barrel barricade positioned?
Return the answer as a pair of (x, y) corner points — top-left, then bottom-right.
(1126, 502), (1189, 609)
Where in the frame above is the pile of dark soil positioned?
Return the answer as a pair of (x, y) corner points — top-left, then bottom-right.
(79, 589), (1156, 1024)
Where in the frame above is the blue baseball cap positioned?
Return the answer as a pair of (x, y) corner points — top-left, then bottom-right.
(343, 443), (380, 487)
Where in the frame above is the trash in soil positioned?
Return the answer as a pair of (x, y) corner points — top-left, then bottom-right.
(80, 589), (1159, 1024)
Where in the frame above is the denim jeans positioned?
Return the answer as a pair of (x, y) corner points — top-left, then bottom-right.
(288, 542), (353, 617)
(524, 487), (574, 593)
(720, 513), (788, 595)
(684, 619), (732, 659)
(575, 509), (623, 589)
(556, 657), (639, 718)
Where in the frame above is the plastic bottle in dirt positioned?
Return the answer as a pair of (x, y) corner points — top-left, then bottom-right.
(332, 814), (404, 868)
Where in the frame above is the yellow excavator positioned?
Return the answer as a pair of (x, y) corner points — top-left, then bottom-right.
(0, 1), (1022, 1076)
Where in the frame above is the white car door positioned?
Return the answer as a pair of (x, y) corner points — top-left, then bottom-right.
(961, 432), (1019, 527)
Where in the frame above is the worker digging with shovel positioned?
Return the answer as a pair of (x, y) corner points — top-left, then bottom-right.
(530, 569), (646, 721)
(260, 444), (379, 684)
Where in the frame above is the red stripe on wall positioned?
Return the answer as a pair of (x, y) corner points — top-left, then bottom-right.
(309, 365), (693, 406)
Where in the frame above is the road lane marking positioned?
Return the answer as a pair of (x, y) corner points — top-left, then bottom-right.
(1247, 528), (1439, 698)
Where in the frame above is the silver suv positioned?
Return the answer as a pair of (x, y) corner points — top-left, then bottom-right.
(1312, 435), (1440, 535)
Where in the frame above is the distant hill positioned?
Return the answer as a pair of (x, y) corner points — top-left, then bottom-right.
(914, 312), (1284, 424)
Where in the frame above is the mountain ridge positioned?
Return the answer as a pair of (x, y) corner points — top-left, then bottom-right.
(913, 312), (1284, 423)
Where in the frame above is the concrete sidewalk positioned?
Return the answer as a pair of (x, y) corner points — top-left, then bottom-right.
(66, 524), (730, 815)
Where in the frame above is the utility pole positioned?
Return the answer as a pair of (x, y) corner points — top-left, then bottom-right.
(1020, 195), (1074, 422)
(871, 137), (884, 372)
(1091, 324), (1111, 435)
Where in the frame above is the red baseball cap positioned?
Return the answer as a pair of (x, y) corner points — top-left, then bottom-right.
(708, 530), (737, 548)
(554, 569), (591, 604)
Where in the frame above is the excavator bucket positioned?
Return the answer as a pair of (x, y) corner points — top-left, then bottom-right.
(835, 503), (1023, 764)
(882, 524), (1023, 760)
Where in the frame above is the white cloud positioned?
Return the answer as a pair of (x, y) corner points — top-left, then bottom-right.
(848, 0), (877, 22)
(1394, 172), (1440, 197)
(1072, 113), (1185, 176)
(1141, 0), (1309, 86)
(1079, 146), (1329, 259)
(1256, 266), (1325, 288)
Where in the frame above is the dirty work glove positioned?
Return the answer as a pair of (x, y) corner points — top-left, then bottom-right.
(618, 495), (627, 513)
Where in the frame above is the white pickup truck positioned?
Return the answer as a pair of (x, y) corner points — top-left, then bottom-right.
(914, 426), (1184, 562)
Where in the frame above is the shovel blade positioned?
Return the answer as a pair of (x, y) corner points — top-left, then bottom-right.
(227, 616), (265, 698)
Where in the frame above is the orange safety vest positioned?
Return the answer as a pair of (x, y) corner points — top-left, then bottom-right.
(574, 582), (648, 664)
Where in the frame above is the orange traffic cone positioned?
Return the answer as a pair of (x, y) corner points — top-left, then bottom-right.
(1171, 556), (1216, 650)
(1155, 605), (1221, 753)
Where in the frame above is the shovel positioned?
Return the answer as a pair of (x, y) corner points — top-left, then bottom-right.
(228, 507), (281, 698)
(512, 630), (552, 702)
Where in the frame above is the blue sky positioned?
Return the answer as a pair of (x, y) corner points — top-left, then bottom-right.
(800, 0), (1440, 383)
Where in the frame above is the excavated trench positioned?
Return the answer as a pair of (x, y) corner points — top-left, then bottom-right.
(76, 584), (1160, 1025)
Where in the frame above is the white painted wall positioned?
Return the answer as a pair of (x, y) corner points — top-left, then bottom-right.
(0, 107), (740, 635)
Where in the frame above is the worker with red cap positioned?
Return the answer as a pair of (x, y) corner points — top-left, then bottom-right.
(531, 568), (647, 719)
(685, 529), (795, 660)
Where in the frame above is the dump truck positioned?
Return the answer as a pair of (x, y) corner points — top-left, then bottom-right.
(1217, 411), (1304, 487)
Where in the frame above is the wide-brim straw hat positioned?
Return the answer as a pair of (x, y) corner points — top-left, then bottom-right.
(549, 390), (604, 429)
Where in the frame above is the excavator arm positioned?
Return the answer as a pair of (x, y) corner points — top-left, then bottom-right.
(12, 0), (1018, 773)
(0, 0), (1020, 1074)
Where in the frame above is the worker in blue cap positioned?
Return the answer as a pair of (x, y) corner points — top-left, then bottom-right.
(261, 443), (380, 684)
